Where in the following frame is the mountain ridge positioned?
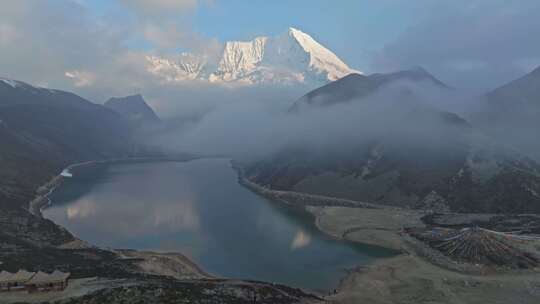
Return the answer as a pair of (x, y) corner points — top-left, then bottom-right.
(245, 70), (540, 214)
(471, 65), (540, 161)
(105, 94), (161, 126)
(292, 67), (449, 109)
(0, 77), (135, 207)
(146, 27), (359, 86)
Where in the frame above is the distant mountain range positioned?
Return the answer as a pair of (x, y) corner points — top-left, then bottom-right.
(244, 67), (540, 213)
(2, 61), (540, 214)
(472, 66), (540, 160)
(105, 94), (161, 127)
(146, 27), (359, 86)
(291, 67), (448, 110)
(487, 65), (540, 108)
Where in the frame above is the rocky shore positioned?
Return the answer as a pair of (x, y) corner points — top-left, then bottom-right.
(115, 250), (213, 280)
(232, 161), (540, 304)
(3, 157), (325, 304)
(232, 161), (377, 209)
(7, 157), (540, 303)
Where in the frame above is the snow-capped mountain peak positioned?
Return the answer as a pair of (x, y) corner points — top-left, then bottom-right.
(211, 36), (268, 82)
(146, 53), (209, 82)
(147, 27), (360, 86)
(272, 27), (359, 82)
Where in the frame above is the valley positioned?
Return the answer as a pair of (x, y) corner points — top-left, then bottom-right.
(2, 25), (540, 303)
(41, 159), (394, 291)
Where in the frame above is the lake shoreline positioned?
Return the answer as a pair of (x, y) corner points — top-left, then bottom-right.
(39, 156), (540, 303)
(34, 157), (342, 296)
(233, 163), (540, 304)
(231, 161), (419, 296)
(231, 160), (408, 246)
(28, 155), (202, 218)
(27, 155), (217, 282)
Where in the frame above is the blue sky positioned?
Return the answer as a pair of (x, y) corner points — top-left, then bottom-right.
(191, 0), (415, 70)
(80, 0), (424, 72)
(2, 0), (540, 94)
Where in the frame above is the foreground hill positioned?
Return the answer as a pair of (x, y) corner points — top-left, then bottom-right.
(472, 65), (540, 160)
(244, 70), (540, 213)
(0, 78), (134, 208)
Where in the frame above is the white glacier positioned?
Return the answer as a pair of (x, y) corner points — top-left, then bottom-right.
(146, 53), (210, 82)
(146, 27), (360, 86)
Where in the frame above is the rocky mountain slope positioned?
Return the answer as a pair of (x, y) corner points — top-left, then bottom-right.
(244, 70), (540, 213)
(486, 66), (540, 109)
(146, 27), (359, 86)
(0, 78), (191, 289)
(0, 78), (134, 208)
(0, 77), (324, 303)
(291, 67), (448, 109)
(105, 94), (161, 127)
(472, 65), (540, 160)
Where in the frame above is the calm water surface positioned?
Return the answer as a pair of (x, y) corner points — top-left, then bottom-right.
(44, 158), (394, 291)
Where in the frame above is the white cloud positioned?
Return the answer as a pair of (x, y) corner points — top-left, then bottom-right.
(372, 0), (540, 92)
(143, 23), (183, 49)
(0, 24), (20, 45)
(120, 0), (199, 18)
(120, 0), (221, 58)
(0, 1), (131, 93)
(65, 70), (96, 87)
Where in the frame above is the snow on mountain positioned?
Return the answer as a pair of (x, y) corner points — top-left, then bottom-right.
(146, 27), (360, 86)
(146, 53), (210, 82)
(0, 77), (22, 88)
(0, 77), (58, 94)
(267, 27), (357, 82)
(210, 36), (268, 82)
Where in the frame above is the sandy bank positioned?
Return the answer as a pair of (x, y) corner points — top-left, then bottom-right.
(327, 253), (540, 304)
(308, 205), (425, 251)
(303, 206), (540, 304)
(115, 250), (213, 280)
(234, 163), (540, 303)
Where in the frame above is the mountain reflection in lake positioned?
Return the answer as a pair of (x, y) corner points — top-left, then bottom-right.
(44, 158), (394, 291)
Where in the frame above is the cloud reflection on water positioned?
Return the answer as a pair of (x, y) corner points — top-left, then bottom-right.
(44, 160), (382, 291)
(290, 229), (312, 250)
(152, 200), (200, 231)
(63, 194), (201, 240)
(67, 199), (98, 219)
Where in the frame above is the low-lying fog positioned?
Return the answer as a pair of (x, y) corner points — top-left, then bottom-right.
(139, 77), (539, 162)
